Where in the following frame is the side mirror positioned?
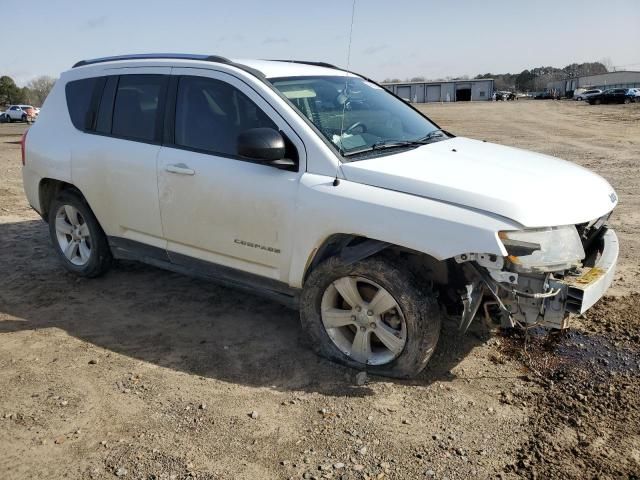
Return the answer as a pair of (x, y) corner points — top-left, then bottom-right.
(238, 127), (286, 160)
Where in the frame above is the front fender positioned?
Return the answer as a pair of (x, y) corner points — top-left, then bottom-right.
(288, 174), (519, 288)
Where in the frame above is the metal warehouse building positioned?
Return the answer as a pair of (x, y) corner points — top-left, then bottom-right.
(548, 70), (640, 96)
(381, 78), (494, 102)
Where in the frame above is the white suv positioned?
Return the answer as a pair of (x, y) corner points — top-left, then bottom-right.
(5, 104), (37, 122)
(21, 54), (619, 378)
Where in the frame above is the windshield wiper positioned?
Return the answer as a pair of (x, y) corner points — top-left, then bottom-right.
(421, 128), (447, 141)
(342, 130), (448, 157)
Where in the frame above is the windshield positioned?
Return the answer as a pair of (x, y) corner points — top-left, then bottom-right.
(269, 76), (444, 157)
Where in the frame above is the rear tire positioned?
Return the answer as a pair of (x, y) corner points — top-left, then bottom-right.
(48, 190), (112, 277)
(624, 98), (631, 104)
(300, 255), (441, 378)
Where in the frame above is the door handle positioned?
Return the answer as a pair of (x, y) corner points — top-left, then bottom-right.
(165, 163), (195, 175)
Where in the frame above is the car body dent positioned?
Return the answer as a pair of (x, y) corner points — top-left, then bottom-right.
(287, 173), (517, 288)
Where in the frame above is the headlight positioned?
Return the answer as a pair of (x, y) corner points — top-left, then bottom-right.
(499, 225), (585, 273)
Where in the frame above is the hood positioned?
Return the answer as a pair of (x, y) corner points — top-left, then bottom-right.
(341, 137), (617, 228)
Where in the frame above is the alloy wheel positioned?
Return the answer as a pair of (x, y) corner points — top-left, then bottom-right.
(320, 276), (407, 365)
(54, 205), (92, 266)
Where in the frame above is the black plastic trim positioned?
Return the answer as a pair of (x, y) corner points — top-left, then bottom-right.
(108, 236), (299, 308)
(269, 60), (340, 70)
(109, 237), (170, 263)
(73, 53), (231, 69)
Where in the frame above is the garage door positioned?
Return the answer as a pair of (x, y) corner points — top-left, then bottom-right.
(396, 86), (411, 100)
(426, 85), (441, 102)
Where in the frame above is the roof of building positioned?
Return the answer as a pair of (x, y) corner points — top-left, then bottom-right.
(381, 78), (494, 86)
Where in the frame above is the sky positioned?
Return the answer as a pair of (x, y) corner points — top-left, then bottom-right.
(1, 0), (639, 85)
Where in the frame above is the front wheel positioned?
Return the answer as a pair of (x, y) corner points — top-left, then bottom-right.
(48, 190), (112, 277)
(300, 255), (441, 378)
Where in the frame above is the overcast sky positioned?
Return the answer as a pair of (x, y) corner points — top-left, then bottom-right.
(1, 0), (639, 85)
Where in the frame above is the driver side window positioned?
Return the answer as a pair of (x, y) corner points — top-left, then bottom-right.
(174, 76), (277, 157)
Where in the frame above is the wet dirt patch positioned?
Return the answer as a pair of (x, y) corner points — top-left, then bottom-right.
(498, 294), (640, 478)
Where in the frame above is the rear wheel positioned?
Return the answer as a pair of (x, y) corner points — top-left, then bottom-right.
(624, 98), (631, 104)
(594, 99), (601, 105)
(300, 255), (441, 378)
(48, 190), (112, 277)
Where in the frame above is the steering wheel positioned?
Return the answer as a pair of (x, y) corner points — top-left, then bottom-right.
(345, 121), (367, 135)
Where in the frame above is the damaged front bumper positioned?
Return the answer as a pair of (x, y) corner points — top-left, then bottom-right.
(458, 227), (619, 330)
(555, 228), (619, 315)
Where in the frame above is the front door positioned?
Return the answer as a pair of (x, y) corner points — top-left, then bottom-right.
(157, 69), (305, 283)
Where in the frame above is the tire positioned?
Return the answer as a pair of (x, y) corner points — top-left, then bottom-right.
(594, 99), (601, 105)
(48, 190), (112, 277)
(6, 115), (11, 123)
(624, 98), (631, 104)
(300, 255), (441, 378)
(21, 114), (27, 122)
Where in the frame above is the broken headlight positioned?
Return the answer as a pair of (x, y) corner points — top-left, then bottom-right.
(499, 225), (585, 273)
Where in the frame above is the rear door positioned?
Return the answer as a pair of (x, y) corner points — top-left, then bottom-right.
(156, 68), (305, 283)
(70, 68), (170, 250)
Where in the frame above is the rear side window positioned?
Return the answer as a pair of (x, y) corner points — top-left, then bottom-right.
(66, 78), (98, 130)
(112, 75), (167, 142)
(174, 76), (277, 156)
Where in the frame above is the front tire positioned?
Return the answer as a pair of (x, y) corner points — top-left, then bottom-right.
(300, 255), (441, 378)
(48, 190), (112, 277)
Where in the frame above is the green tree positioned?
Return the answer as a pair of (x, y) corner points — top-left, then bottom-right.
(0, 76), (22, 105)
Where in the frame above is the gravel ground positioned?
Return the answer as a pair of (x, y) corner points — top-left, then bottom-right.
(0, 100), (639, 479)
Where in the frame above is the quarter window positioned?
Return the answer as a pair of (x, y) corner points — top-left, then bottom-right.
(174, 76), (277, 156)
(112, 75), (166, 142)
(66, 77), (98, 130)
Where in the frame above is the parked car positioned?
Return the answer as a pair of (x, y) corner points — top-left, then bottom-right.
(534, 91), (554, 100)
(587, 88), (637, 105)
(495, 91), (516, 101)
(5, 104), (37, 123)
(21, 54), (619, 378)
(628, 88), (640, 99)
(575, 89), (602, 101)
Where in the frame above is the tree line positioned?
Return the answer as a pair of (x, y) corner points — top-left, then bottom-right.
(0, 75), (56, 107)
(382, 61), (609, 92)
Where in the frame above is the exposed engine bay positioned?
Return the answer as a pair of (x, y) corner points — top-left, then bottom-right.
(456, 215), (618, 332)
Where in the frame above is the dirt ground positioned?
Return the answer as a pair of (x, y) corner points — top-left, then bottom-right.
(0, 100), (639, 480)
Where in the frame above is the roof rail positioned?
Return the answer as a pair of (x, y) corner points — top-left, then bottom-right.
(269, 59), (341, 70)
(72, 53), (231, 68)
